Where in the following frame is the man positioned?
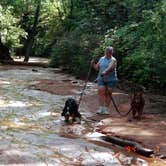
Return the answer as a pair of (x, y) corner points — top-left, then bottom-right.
(92, 46), (118, 114)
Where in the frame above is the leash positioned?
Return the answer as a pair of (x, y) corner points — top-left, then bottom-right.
(78, 62), (92, 108)
(110, 94), (132, 117)
(102, 76), (132, 117)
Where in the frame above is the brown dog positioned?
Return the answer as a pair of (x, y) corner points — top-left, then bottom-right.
(130, 92), (145, 120)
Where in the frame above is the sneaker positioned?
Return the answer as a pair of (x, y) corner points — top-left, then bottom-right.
(97, 106), (104, 114)
(102, 107), (110, 115)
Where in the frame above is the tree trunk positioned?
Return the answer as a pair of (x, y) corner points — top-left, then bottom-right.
(0, 38), (13, 62)
(70, 0), (74, 17)
(24, 0), (41, 62)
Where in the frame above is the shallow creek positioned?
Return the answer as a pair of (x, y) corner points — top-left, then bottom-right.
(0, 67), (165, 165)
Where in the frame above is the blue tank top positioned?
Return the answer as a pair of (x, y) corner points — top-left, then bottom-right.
(97, 56), (117, 82)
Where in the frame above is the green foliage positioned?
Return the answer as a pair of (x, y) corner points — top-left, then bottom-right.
(0, 0), (165, 89)
(49, 0), (129, 77)
(49, 0), (166, 89)
(0, 5), (27, 49)
(33, 1), (66, 57)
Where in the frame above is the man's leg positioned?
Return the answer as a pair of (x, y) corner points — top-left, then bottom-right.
(101, 87), (112, 114)
(105, 87), (112, 107)
(97, 86), (106, 114)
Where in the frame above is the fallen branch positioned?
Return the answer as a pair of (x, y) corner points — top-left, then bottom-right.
(101, 135), (153, 157)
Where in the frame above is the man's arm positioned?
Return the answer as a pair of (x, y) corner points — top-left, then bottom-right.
(91, 60), (99, 71)
(102, 59), (117, 76)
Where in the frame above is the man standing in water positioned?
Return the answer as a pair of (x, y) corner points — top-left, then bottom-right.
(91, 46), (118, 114)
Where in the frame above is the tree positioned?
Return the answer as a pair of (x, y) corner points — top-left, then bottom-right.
(0, 4), (27, 61)
(0, 38), (11, 61)
(24, 0), (41, 62)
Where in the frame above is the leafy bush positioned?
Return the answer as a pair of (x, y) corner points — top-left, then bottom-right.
(50, 31), (101, 77)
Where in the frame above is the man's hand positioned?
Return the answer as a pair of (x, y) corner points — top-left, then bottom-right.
(101, 59), (117, 76)
(91, 59), (95, 66)
(91, 59), (99, 71)
(101, 70), (107, 77)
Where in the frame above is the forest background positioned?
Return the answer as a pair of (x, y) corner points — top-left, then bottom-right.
(0, 0), (165, 91)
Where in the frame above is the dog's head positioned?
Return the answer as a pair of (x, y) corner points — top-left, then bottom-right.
(61, 98), (78, 116)
(65, 98), (78, 109)
(131, 92), (145, 106)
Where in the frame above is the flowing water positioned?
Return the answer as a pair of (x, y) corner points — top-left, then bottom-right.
(0, 66), (165, 165)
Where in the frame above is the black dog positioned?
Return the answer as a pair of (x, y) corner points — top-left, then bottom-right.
(61, 98), (81, 123)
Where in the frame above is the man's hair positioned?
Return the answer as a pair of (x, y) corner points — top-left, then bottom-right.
(105, 46), (113, 54)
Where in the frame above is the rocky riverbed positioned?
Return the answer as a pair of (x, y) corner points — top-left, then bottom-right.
(0, 64), (165, 166)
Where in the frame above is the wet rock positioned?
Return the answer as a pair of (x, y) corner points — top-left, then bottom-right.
(32, 69), (38, 72)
